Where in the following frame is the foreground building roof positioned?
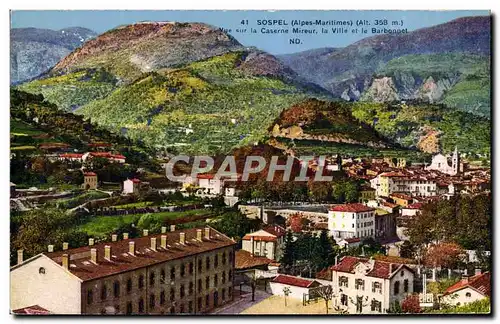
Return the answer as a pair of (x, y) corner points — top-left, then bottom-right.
(271, 274), (321, 288)
(331, 256), (414, 279)
(36, 227), (235, 282)
(234, 250), (274, 270)
(12, 305), (51, 315)
(330, 203), (375, 213)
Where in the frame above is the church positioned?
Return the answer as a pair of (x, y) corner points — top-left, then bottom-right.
(425, 147), (460, 176)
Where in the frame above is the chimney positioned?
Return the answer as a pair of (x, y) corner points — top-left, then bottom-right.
(180, 232), (186, 245)
(151, 237), (157, 251)
(196, 229), (202, 241)
(104, 245), (111, 260)
(143, 229), (149, 237)
(123, 233), (129, 240)
(90, 248), (98, 264)
(161, 226), (167, 234)
(161, 235), (167, 249)
(250, 236), (254, 257)
(62, 254), (69, 270)
(17, 250), (23, 265)
(170, 225), (176, 232)
(89, 238), (95, 246)
(111, 234), (118, 242)
(204, 227), (210, 240)
(129, 241), (135, 256)
(389, 263), (394, 274)
(62, 242), (69, 250)
(48, 245), (54, 253)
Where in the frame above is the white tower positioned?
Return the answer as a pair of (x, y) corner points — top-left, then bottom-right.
(451, 146), (460, 175)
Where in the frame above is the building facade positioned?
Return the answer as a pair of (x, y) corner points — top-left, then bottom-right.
(370, 173), (437, 198)
(331, 256), (415, 314)
(11, 227), (236, 315)
(241, 225), (286, 261)
(425, 147), (460, 176)
(328, 204), (375, 239)
(82, 172), (98, 190)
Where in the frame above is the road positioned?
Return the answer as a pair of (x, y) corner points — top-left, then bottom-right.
(211, 288), (272, 315)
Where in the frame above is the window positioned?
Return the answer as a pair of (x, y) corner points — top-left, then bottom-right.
(138, 275), (144, 289)
(113, 280), (120, 298)
(126, 302), (132, 314)
(160, 269), (166, 283)
(215, 254), (219, 267)
(189, 262), (194, 275)
(205, 294), (209, 307)
(356, 296), (363, 313)
(181, 263), (186, 277)
(339, 276), (349, 288)
(149, 293), (155, 309)
(160, 290), (166, 305)
(198, 297), (202, 310)
(394, 281), (400, 294)
(169, 306), (175, 314)
(404, 279), (409, 293)
(229, 251), (233, 263)
(198, 279), (203, 293)
(189, 282), (194, 295)
(372, 282), (382, 294)
(214, 274), (218, 287)
(352, 224), (355, 228)
(198, 259), (202, 272)
(101, 284), (107, 300)
(87, 289), (93, 305)
(138, 298), (144, 313)
(180, 285), (185, 298)
(206, 277), (210, 289)
(170, 267), (176, 280)
(206, 256), (210, 269)
(371, 299), (382, 312)
(127, 278), (132, 292)
(401, 271), (405, 277)
(170, 288), (175, 301)
(222, 288), (226, 300)
(39, 267), (46, 274)
(222, 252), (227, 265)
(466, 292), (472, 298)
(355, 279), (365, 290)
(150, 271), (155, 286)
(341, 294), (348, 306)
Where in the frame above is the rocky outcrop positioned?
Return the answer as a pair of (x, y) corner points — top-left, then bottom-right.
(10, 27), (96, 84)
(360, 77), (400, 102)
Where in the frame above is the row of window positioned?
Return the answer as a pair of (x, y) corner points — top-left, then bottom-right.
(338, 276), (409, 294)
(87, 268), (233, 304)
(332, 212), (373, 220)
(106, 287), (233, 314)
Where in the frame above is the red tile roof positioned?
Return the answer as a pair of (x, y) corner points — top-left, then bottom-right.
(405, 203), (423, 210)
(43, 227), (235, 282)
(330, 203), (375, 213)
(12, 305), (50, 315)
(444, 272), (490, 297)
(344, 237), (361, 243)
(331, 256), (414, 279)
(271, 274), (320, 288)
(234, 250), (274, 270)
(90, 152), (126, 160)
(390, 193), (413, 200)
(83, 172), (97, 176)
(241, 235), (277, 242)
(127, 178), (141, 183)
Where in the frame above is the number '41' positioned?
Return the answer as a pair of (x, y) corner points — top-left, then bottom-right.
(240, 20), (248, 25)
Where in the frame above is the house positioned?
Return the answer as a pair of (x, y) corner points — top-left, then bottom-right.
(123, 178), (142, 194)
(389, 193), (414, 207)
(82, 152), (126, 164)
(197, 174), (224, 195)
(371, 172), (437, 198)
(234, 250), (275, 272)
(269, 275), (322, 301)
(336, 237), (362, 249)
(11, 227), (236, 314)
(328, 204), (376, 240)
(331, 256), (415, 314)
(82, 172), (98, 190)
(442, 272), (490, 306)
(58, 153), (84, 162)
(241, 225), (286, 261)
(425, 147), (460, 176)
(359, 186), (376, 203)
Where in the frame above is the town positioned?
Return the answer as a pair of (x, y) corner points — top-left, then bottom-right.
(10, 142), (491, 315)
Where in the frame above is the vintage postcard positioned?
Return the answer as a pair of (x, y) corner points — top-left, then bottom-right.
(9, 10), (491, 315)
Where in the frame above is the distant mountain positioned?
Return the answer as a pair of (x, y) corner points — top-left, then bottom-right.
(17, 22), (329, 154)
(278, 16), (491, 117)
(10, 27), (97, 84)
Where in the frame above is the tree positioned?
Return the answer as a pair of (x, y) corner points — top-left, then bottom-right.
(401, 294), (422, 313)
(211, 210), (261, 242)
(349, 295), (369, 313)
(280, 231), (295, 273)
(316, 285), (334, 314)
(423, 242), (465, 269)
(283, 287), (291, 306)
(289, 213), (304, 233)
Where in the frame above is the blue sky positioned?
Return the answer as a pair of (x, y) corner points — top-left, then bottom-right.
(10, 10), (489, 55)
